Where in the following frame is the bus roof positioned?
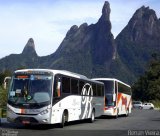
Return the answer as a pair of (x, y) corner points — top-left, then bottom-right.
(92, 78), (131, 88)
(15, 69), (103, 85)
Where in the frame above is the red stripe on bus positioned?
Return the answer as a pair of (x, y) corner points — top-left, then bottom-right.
(117, 93), (122, 106)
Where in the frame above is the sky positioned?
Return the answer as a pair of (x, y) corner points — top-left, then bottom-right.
(0, 0), (160, 59)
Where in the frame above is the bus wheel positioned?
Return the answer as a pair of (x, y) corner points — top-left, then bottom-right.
(59, 112), (66, 128)
(115, 109), (119, 119)
(89, 110), (95, 123)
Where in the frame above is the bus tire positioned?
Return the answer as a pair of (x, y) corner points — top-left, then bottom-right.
(89, 109), (95, 123)
(115, 109), (119, 119)
(59, 112), (67, 128)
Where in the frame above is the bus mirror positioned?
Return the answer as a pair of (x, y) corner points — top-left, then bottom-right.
(4, 77), (11, 89)
(113, 93), (116, 101)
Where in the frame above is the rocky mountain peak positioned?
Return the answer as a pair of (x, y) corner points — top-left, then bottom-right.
(65, 23), (88, 39)
(96, 1), (111, 32)
(116, 5), (160, 81)
(22, 38), (37, 56)
(102, 1), (110, 20)
(97, 1), (111, 25)
(93, 1), (115, 63)
(125, 6), (160, 42)
(133, 6), (157, 21)
(66, 25), (78, 38)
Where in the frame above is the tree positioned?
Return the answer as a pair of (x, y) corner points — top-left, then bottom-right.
(0, 86), (7, 108)
(0, 70), (11, 108)
(132, 54), (160, 101)
(0, 70), (11, 86)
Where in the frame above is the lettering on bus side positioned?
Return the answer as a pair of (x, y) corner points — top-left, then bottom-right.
(79, 83), (93, 119)
(52, 74), (104, 120)
(79, 81), (93, 119)
(79, 81), (104, 119)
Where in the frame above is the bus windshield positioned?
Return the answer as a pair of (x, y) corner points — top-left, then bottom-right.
(99, 80), (114, 94)
(8, 74), (52, 108)
(105, 94), (114, 106)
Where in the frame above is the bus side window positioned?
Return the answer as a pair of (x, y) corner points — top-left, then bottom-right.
(79, 81), (85, 95)
(71, 79), (79, 94)
(97, 85), (102, 96)
(92, 84), (97, 96)
(101, 85), (104, 96)
(62, 76), (70, 94)
(53, 76), (61, 97)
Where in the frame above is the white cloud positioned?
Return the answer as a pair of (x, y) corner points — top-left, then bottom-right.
(0, 0), (159, 59)
(0, 0), (103, 58)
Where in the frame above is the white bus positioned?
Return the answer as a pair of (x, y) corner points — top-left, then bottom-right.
(92, 78), (132, 118)
(6, 69), (104, 127)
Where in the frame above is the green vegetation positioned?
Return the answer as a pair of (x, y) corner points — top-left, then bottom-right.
(0, 86), (7, 118)
(0, 70), (11, 117)
(150, 100), (160, 109)
(0, 86), (7, 108)
(0, 70), (11, 86)
(0, 108), (7, 118)
(132, 54), (160, 108)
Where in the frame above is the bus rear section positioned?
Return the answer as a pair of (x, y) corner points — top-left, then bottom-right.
(92, 78), (132, 118)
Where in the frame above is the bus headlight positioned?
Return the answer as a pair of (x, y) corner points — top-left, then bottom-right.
(40, 109), (49, 115)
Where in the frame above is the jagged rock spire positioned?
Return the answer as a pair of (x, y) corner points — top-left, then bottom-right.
(94, 1), (116, 62)
(22, 38), (37, 56)
(102, 1), (111, 21)
(96, 1), (112, 31)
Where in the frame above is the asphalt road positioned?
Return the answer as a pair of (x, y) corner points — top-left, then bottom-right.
(0, 109), (160, 136)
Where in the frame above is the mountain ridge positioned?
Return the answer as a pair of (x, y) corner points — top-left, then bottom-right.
(0, 2), (160, 84)
(116, 5), (160, 78)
